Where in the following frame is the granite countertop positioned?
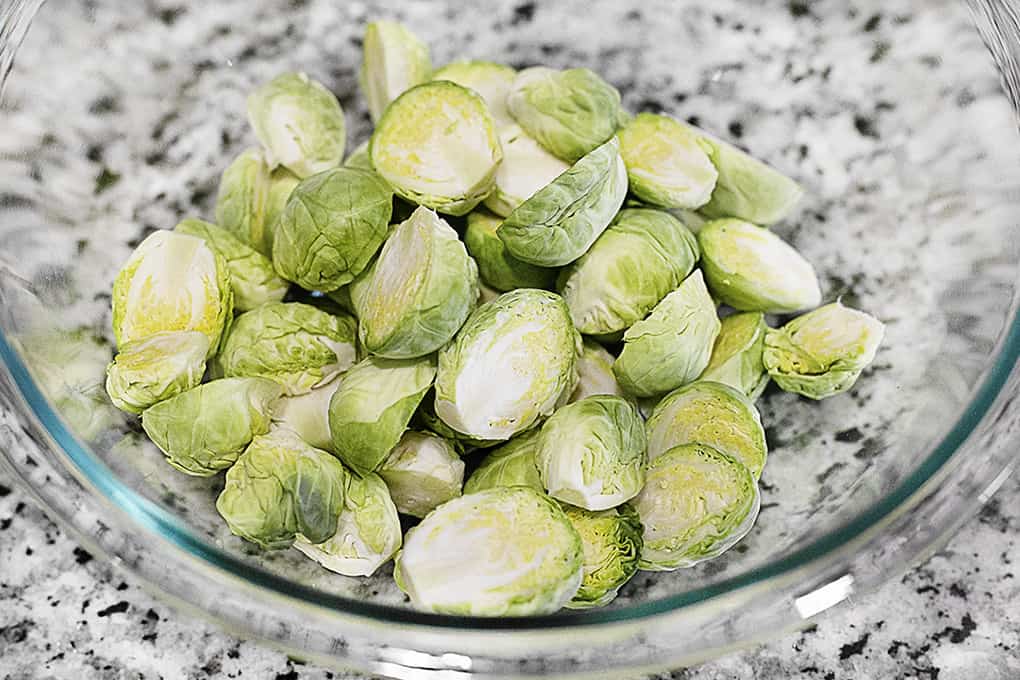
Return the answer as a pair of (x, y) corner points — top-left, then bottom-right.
(1, 467), (1017, 679)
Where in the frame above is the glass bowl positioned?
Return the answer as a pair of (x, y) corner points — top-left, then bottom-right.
(2, 0), (1019, 676)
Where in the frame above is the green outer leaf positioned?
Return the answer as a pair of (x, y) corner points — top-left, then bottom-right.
(613, 269), (721, 398)
(763, 302), (885, 400)
(378, 431), (464, 518)
(699, 312), (769, 400)
(141, 377), (282, 476)
(462, 429), (544, 494)
(645, 380), (767, 479)
(632, 443), (759, 571)
(272, 167), (394, 292)
(535, 395), (647, 511)
(216, 428), (348, 549)
(350, 207), (479, 359)
(558, 208), (700, 335)
(247, 72), (346, 179)
(498, 137), (628, 267)
(359, 20), (432, 124)
(507, 67), (622, 163)
(393, 487), (583, 616)
(215, 148), (272, 255)
(218, 302), (358, 395)
(464, 209), (558, 292)
(175, 218), (289, 312)
(328, 355), (437, 475)
(105, 331), (209, 415)
(562, 503), (643, 609)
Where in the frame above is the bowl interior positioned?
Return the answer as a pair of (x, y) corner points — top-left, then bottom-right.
(1, 0), (1019, 619)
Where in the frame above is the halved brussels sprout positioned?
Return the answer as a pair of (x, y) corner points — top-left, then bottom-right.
(174, 218), (288, 312)
(112, 230), (232, 356)
(141, 377), (281, 476)
(561, 503), (643, 609)
(613, 270), (721, 398)
(506, 67), (622, 162)
(262, 167), (301, 250)
(435, 289), (580, 440)
(215, 148), (272, 255)
(294, 472), (401, 577)
(464, 209), (557, 292)
(558, 208), (700, 335)
(379, 431), (464, 517)
(618, 113), (718, 209)
(247, 72), (346, 179)
(763, 302), (885, 400)
(370, 81), (503, 216)
(218, 302), (358, 395)
(462, 429), (544, 494)
(272, 167), (394, 292)
(360, 20), (432, 124)
(632, 443), (760, 571)
(272, 378), (341, 452)
(217, 428), (349, 549)
(698, 219), (822, 314)
(645, 381), (767, 479)
(431, 60), (517, 130)
(105, 331), (209, 415)
(349, 207), (479, 359)
(416, 391), (499, 450)
(484, 125), (571, 217)
(394, 487), (583, 615)
(343, 140), (372, 171)
(328, 355), (436, 475)
(569, 339), (626, 403)
(700, 312), (769, 400)
(498, 137), (628, 267)
(535, 395), (647, 511)
(696, 130), (803, 225)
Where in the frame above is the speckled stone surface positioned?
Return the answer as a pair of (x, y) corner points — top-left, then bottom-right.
(1, 468), (1017, 679)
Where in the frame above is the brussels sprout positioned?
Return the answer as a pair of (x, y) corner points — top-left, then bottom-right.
(394, 487), (583, 615)
(217, 428), (348, 549)
(141, 377), (281, 476)
(763, 302), (885, 400)
(618, 113), (719, 210)
(174, 218), (289, 312)
(464, 209), (557, 292)
(569, 339), (626, 403)
(431, 60), (517, 130)
(112, 230), (233, 356)
(462, 429), (544, 494)
(343, 140), (372, 171)
(247, 72), (346, 179)
(498, 137), (628, 267)
(349, 207), (479, 359)
(105, 331), (209, 415)
(613, 270), (721, 398)
(415, 391), (499, 450)
(700, 312), (769, 400)
(535, 395), (647, 511)
(272, 378), (341, 452)
(262, 167), (301, 249)
(698, 219), (822, 314)
(272, 167), (394, 292)
(218, 302), (358, 395)
(696, 131), (803, 225)
(506, 67), (622, 162)
(645, 381), (767, 479)
(632, 443), (760, 571)
(379, 431), (465, 518)
(294, 473), (401, 577)
(328, 355), (436, 475)
(561, 503), (643, 609)
(558, 208), (700, 335)
(360, 20), (432, 124)
(484, 125), (571, 217)
(215, 148), (272, 255)
(435, 289), (580, 440)
(370, 81), (503, 216)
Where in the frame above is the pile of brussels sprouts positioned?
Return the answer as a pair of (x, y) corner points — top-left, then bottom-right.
(104, 20), (885, 616)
